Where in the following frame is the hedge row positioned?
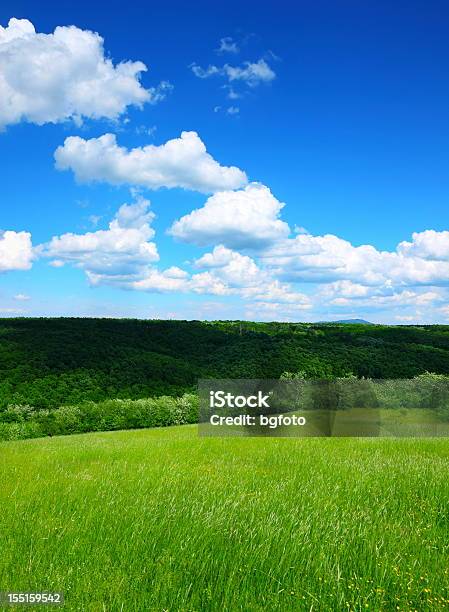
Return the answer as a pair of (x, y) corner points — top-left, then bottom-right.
(0, 394), (199, 441)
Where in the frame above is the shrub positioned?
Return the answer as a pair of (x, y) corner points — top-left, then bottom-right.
(0, 421), (44, 441)
(0, 393), (200, 441)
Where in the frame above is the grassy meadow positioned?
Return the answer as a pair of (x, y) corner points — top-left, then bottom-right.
(1, 426), (448, 611)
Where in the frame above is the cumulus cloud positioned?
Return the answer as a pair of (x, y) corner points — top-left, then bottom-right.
(398, 230), (449, 261)
(127, 250), (240, 295)
(195, 245), (260, 285)
(128, 243), (311, 312)
(36, 196), (449, 320)
(193, 245), (311, 306)
(169, 183), (290, 248)
(55, 131), (247, 193)
(370, 290), (443, 307)
(41, 203), (259, 298)
(242, 280), (311, 306)
(0, 18), (166, 128)
(321, 280), (372, 299)
(115, 267), (191, 293)
(261, 232), (449, 287)
(320, 282), (444, 310)
(262, 234), (387, 284)
(0, 230), (34, 272)
(42, 197), (158, 281)
(125, 266), (230, 296)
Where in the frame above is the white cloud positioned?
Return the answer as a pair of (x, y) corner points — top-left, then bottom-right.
(55, 131), (247, 193)
(0, 18), (166, 129)
(14, 293), (30, 301)
(227, 106), (240, 115)
(328, 289), (443, 310)
(321, 280), (371, 299)
(169, 183), (290, 248)
(262, 234), (387, 284)
(262, 232), (449, 287)
(129, 244), (311, 311)
(128, 248), (242, 296)
(225, 59), (276, 87)
(190, 64), (221, 79)
(42, 197), (158, 280)
(191, 58), (276, 87)
(194, 245), (311, 306)
(129, 267), (193, 293)
(242, 280), (311, 306)
(188, 272), (231, 295)
(0, 230), (34, 272)
(398, 230), (449, 261)
(311, 276), (446, 322)
(127, 267), (230, 296)
(376, 290), (442, 306)
(195, 245), (260, 285)
(145, 81), (173, 105)
(215, 37), (239, 54)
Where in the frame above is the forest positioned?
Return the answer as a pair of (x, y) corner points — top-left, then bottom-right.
(1, 317), (449, 410)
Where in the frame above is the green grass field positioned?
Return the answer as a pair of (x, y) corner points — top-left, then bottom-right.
(1, 427), (448, 611)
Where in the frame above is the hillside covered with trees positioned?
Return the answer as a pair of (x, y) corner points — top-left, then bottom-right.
(1, 318), (449, 410)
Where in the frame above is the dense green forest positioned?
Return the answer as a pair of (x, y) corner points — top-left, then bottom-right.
(1, 318), (449, 410)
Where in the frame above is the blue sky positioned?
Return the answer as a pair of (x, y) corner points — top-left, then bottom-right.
(1, 0), (448, 322)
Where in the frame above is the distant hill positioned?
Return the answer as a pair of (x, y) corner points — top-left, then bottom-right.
(1, 318), (449, 409)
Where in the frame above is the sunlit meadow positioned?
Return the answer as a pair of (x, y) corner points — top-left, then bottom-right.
(1, 426), (448, 611)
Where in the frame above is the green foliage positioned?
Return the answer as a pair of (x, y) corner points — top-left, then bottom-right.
(2, 318), (449, 410)
(373, 373), (449, 420)
(0, 394), (199, 441)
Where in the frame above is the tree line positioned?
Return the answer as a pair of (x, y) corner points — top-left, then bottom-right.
(1, 317), (449, 411)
